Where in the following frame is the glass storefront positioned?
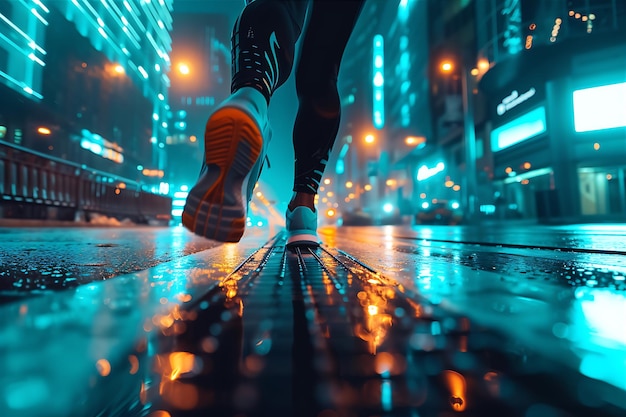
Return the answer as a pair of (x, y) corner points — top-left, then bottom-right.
(578, 166), (626, 217)
(494, 169), (553, 220)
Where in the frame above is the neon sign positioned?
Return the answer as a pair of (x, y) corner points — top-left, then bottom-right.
(372, 35), (385, 128)
(497, 88), (536, 116)
(491, 106), (546, 151)
(417, 162), (445, 181)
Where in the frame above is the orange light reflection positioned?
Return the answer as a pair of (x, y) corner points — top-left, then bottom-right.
(96, 358), (111, 377)
(129, 355), (139, 375)
(168, 351), (196, 381)
(354, 288), (393, 354)
(443, 370), (467, 411)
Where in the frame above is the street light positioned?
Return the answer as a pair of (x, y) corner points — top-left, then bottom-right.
(439, 57), (478, 224)
(477, 58), (490, 73)
(405, 136), (426, 147)
(461, 64), (478, 224)
(177, 62), (190, 76)
(440, 60), (454, 73)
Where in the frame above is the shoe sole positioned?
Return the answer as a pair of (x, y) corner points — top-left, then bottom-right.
(182, 107), (262, 242)
(286, 232), (320, 248)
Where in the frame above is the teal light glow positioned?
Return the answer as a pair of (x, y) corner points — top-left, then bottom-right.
(373, 71), (384, 87)
(417, 162), (445, 181)
(398, 0), (414, 22)
(335, 159), (345, 175)
(381, 379), (392, 411)
(372, 34), (385, 129)
(491, 106), (546, 152)
(0, 1), (49, 100)
(339, 143), (350, 158)
(573, 82), (626, 132)
(503, 167), (552, 184)
(572, 288), (626, 390)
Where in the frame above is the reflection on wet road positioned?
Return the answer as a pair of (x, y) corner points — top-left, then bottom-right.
(0, 227), (223, 296)
(0, 224), (624, 416)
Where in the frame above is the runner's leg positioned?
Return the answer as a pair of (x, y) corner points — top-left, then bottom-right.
(291, 0), (365, 202)
(231, 0), (309, 103)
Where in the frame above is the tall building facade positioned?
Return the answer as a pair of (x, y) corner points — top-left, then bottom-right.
(0, 0), (173, 184)
(478, 0), (626, 223)
(332, 0), (626, 225)
(424, 0), (626, 224)
(423, 0), (485, 222)
(332, 0), (433, 224)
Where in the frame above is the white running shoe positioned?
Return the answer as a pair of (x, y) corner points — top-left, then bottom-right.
(183, 87), (271, 242)
(286, 206), (320, 247)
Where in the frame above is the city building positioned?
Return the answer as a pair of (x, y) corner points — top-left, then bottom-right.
(0, 0), (173, 183)
(478, 0), (626, 223)
(324, 0), (483, 225)
(331, 0), (626, 225)
(0, 0), (174, 222)
(422, 0), (486, 224)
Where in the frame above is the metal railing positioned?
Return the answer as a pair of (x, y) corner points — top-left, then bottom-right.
(0, 140), (172, 224)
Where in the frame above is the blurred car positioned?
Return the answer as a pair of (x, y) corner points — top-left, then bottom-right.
(340, 209), (374, 226)
(416, 201), (463, 225)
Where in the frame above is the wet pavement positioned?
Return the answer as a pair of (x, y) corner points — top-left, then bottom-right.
(0, 223), (625, 417)
(0, 226), (226, 296)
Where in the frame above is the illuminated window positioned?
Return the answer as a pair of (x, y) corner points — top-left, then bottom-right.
(573, 82), (626, 132)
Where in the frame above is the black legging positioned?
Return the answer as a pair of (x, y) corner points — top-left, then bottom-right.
(231, 0), (365, 195)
